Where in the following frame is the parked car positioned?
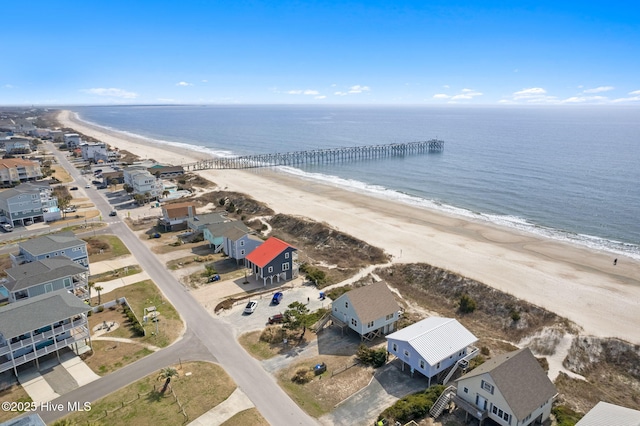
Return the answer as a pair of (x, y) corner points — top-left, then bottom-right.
(271, 292), (283, 305)
(244, 300), (258, 314)
(94, 169), (103, 174)
(24, 219), (33, 226)
(63, 206), (76, 213)
(85, 183), (91, 188)
(69, 186), (78, 190)
(109, 210), (117, 216)
(208, 274), (221, 282)
(1, 223), (13, 232)
(91, 180), (102, 185)
(267, 313), (284, 324)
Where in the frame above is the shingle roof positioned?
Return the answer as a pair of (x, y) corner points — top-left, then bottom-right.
(0, 158), (39, 169)
(162, 202), (196, 220)
(576, 402), (640, 426)
(4, 258), (87, 292)
(337, 281), (400, 324)
(245, 237), (296, 268)
(0, 289), (90, 339)
(18, 232), (85, 256)
(386, 317), (477, 365)
(457, 348), (557, 420)
(222, 224), (253, 241)
(188, 212), (228, 226)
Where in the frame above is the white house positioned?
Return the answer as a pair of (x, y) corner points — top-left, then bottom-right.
(123, 166), (162, 200)
(454, 348), (557, 426)
(80, 142), (107, 162)
(331, 281), (400, 340)
(63, 133), (82, 149)
(386, 317), (478, 385)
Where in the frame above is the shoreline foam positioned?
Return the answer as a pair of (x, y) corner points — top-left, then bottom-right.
(58, 109), (640, 345)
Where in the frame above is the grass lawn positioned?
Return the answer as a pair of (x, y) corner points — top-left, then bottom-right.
(221, 408), (269, 426)
(61, 361), (235, 426)
(90, 280), (183, 349)
(85, 234), (131, 262)
(83, 340), (153, 376)
(89, 264), (143, 283)
(0, 384), (32, 423)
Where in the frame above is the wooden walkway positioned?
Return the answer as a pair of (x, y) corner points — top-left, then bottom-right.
(183, 139), (444, 170)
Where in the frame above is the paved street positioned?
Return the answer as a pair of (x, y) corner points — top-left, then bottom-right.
(34, 143), (320, 425)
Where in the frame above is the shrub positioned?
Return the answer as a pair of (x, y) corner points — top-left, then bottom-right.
(552, 405), (584, 426)
(459, 293), (477, 313)
(510, 309), (521, 322)
(292, 368), (313, 384)
(97, 305), (104, 313)
(480, 346), (490, 356)
(300, 263), (327, 286)
(356, 344), (387, 368)
(379, 385), (445, 423)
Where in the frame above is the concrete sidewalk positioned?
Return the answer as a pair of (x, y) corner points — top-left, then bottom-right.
(94, 270), (151, 294)
(187, 387), (254, 425)
(89, 255), (138, 275)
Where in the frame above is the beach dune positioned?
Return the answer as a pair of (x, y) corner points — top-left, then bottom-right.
(58, 110), (640, 345)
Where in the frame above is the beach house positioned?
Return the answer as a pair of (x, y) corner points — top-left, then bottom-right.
(203, 219), (252, 252)
(0, 158), (43, 187)
(2, 258), (89, 303)
(386, 317), (478, 385)
(453, 347), (557, 426)
(0, 182), (55, 225)
(245, 237), (298, 285)
(159, 202), (197, 231)
(11, 231), (89, 268)
(186, 211), (229, 232)
(0, 289), (91, 377)
(331, 281), (401, 340)
(63, 133), (82, 149)
(123, 165), (163, 201)
(222, 225), (263, 264)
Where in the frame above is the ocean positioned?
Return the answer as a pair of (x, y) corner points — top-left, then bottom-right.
(72, 105), (640, 259)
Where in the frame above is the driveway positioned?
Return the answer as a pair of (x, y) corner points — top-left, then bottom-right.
(320, 363), (429, 426)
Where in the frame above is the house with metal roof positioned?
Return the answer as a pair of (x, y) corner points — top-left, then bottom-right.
(0, 289), (91, 377)
(386, 317), (478, 386)
(245, 237), (298, 285)
(2, 258), (89, 303)
(453, 347), (557, 426)
(11, 231), (89, 267)
(576, 401), (640, 426)
(331, 281), (401, 341)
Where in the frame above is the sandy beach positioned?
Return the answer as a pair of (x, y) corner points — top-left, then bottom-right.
(58, 110), (640, 345)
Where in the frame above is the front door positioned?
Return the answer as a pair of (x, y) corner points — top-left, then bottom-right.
(476, 394), (487, 410)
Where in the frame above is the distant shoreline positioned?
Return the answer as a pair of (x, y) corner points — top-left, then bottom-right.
(57, 109), (640, 345)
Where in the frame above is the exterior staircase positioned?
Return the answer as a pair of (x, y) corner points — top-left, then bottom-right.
(429, 385), (456, 418)
(313, 312), (332, 333)
(441, 346), (480, 385)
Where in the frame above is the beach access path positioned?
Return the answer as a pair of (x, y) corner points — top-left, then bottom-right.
(58, 110), (640, 346)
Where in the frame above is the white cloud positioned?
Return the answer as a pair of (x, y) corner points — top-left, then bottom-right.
(433, 88), (482, 101)
(432, 94), (450, 99)
(176, 81), (192, 87)
(287, 89), (320, 95)
(583, 86), (614, 94)
(561, 96), (608, 103)
(334, 91), (347, 96)
(348, 85), (371, 94)
(82, 88), (138, 99)
(513, 87), (547, 99)
(201, 79), (208, 83)
(315, 95), (327, 100)
(443, 85), (450, 89)
(629, 89), (640, 95)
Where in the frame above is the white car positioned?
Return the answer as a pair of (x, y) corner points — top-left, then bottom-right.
(244, 300), (258, 314)
(85, 184), (91, 188)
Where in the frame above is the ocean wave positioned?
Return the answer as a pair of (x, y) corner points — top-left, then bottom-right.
(277, 166), (640, 260)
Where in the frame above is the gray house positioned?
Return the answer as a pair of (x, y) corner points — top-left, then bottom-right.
(576, 401), (640, 426)
(222, 226), (263, 264)
(245, 237), (298, 285)
(0, 289), (91, 377)
(2, 258), (89, 303)
(203, 220), (252, 253)
(386, 317), (478, 385)
(187, 212), (229, 232)
(11, 231), (89, 268)
(454, 348), (557, 426)
(331, 281), (401, 340)
(0, 185), (44, 226)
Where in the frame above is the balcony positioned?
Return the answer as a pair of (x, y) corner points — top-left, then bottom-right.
(452, 395), (488, 421)
(0, 317), (88, 356)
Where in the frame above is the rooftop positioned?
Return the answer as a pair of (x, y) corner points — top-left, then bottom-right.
(336, 281), (400, 324)
(18, 231), (85, 256)
(4, 258), (87, 292)
(245, 237), (296, 268)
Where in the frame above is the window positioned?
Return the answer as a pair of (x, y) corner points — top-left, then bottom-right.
(503, 412), (510, 422)
(351, 318), (358, 327)
(64, 278), (72, 288)
(367, 321), (374, 328)
(463, 387), (468, 394)
(285, 252), (289, 259)
(240, 249), (245, 255)
(492, 406), (498, 415)
(419, 360), (425, 369)
(345, 302), (349, 308)
(386, 313), (394, 320)
(240, 240), (245, 246)
(403, 349), (410, 358)
(268, 266), (273, 273)
(481, 380), (495, 394)
(282, 263), (290, 271)
(44, 283), (53, 293)
(392, 343), (397, 352)
(436, 362), (440, 369)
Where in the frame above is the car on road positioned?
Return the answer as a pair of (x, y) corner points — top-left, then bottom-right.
(1, 223), (13, 232)
(271, 292), (283, 305)
(267, 313), (284, 324)
(109, 210), (117, 216)
(63, 206), (76, 213)
(69, 186), (78, 190)
(244, 300), (258, 314)
(85, 183), (91, 188)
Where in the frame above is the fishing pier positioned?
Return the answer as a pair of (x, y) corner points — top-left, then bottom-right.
(183, 139), (444, 171)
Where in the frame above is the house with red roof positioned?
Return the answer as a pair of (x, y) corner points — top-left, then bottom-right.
(245, 237), (298, 285)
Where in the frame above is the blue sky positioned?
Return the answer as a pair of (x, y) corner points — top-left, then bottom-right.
(2, 0), (639, 105)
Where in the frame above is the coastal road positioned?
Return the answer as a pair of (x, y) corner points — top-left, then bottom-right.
(36, 145), (319, 425)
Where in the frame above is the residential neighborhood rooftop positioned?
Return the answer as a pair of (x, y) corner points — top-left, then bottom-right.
(576, 401), (640, 426)
(245, 237), (295, 268)
(338, 281), (400, 324)
(0, 289), (90, 339)
(457, 347), (557, 420)
(386, 317), (477, 365)
(3, 258), (87, 292)
(18, 231), (84, 256)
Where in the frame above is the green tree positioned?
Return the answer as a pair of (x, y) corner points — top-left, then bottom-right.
(283, 301), (312, 339)
(94, 285), (104, 305)
(157, 367), (178, 394)
(88, 281), (95, 303)
(459, 293), (477, 313)
(109, 178), (119, 191)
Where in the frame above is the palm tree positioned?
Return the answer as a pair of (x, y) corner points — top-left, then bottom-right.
(94, 285), (104, 305)
(158, 367), (178, 394)
(162, 190), (170, 198)
(88, 281), (95, 303)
